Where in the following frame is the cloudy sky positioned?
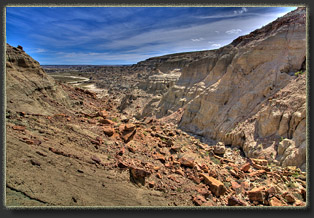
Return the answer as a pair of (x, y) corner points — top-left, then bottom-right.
(6, 7), (297, 65)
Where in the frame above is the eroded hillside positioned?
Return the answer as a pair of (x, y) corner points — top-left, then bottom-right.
(5, 7), (307, 208)
(149, 7), (307, 170)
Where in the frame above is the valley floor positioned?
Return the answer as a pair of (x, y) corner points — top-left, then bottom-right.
(5, 82), (307, 207)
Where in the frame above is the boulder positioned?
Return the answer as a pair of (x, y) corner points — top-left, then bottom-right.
(103, 126), (115, 136)
(213, 142), (226, 155)
(199, 173), (226, 197)
(129, 167), (151, 186)
(247, 186), (265, 202)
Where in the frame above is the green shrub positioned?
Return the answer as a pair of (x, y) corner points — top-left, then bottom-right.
(210, 156), (221, 165)
(111, 117), (119, 123)
(294, 71), (305, 76)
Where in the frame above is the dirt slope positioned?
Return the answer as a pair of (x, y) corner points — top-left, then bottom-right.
(5, 43), (306, 207)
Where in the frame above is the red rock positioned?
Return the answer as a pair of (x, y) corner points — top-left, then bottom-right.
(24, 139), (34, 144)
(156, 173), (162, 179)
(165, 162), (172, 168)
(282, 192), (296, 204)
(127, 145), (136, 153)
(153, 166), (161, 171)
(153, 153), (166, 163)
(168, 174), (180, 183)
(55, 113), (67, 117)
(197, 187), (211, 198)
(120, 129), (136, 143)
(12, 125), (26, 131)
(103, 126), (115, 136)
(191, 175), (201, 184)
(201, 201), (214, 206)
(170, 145), (181, 152)
(247, 186), (265, 202)
(36, 151), (47, 157)
(116, 147), (125, 156)
(194, 163), (202, 172)
(240, 162), (251, 172)
(178, 156), (195, 168)
(300, 188), (306, 200)
(91, 139), (99, 145)
(118, 124), (126, 132)
(229, 169), (239, 178)
(98, 110), (108, 118)
(266, 186), (276, 197)
(91, 155), (101, 164)
(30, 159), (41, 166)
(192, 195), (206, 206)
(148, 181), (155, 188)
(200, 164), (209, 173)
(124, 123), (136, 131)
(175, 169), (185, 177)
(294, 200), (306, 206)
(129, 167), (151, 186)
(231, 181), (241, 191)
(269, 197), (284, 206)
(241, 181), (250, 191)
(117, 159), (128, 168)
(19, 111), (26, 116)
(228, 196), (246, 206)
(208, 170), (217, 178)
(87, 119), (97, 124)
(199, 173), (226, 197)
(49, 147), (66, 156)
(249, 170), (266, 177)
(99, 119), (114, 125)
(251, 158), (268, 166)
(96, 136), (103, 144)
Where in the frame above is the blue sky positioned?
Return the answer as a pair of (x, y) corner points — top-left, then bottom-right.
(6, 7), (297, 65)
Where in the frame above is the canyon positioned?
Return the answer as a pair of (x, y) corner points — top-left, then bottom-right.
(5, 7), (307, 207)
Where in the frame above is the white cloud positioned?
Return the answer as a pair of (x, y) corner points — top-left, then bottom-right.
(212, 44), (221, 47)
(191, 37), (204, 42)
(226, 29), (242, 34)
(33, 48), (47, 53)
(234, 7), (248, 15)
(31, 9), (297, 64)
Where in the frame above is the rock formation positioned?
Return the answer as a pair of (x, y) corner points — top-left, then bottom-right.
(6, 44), (70, 115)
(155, 7), (306, 170)
(5, 7), (307, 207)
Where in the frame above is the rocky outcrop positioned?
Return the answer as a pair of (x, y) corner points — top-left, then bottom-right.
(156, 8), (306, 170)
(136, 50), (215, 74)
(6, 44), (70, 115)
(138, 69), (181, 94)
(5, 41), (307, 207)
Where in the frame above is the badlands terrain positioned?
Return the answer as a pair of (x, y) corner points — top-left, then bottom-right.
(5, 7), (307, 207)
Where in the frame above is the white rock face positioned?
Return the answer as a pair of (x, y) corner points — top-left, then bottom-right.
(157, 8), (307, 170)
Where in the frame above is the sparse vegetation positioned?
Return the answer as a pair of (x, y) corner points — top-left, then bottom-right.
(223, 181), (231, 189)
(210, 156), (221, 165)
(286, 181), (297, 188)
(294, 71), (305, 76)
(111, 117), (119, 123)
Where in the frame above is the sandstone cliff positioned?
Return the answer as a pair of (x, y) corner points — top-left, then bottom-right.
(155, 7), (306, 170)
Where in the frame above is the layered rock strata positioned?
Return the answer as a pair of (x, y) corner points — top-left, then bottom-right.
(155, 7), (306, 170)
